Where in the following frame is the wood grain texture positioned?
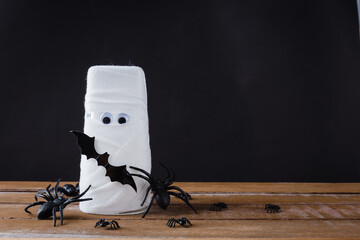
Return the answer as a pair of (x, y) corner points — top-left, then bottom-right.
(1, 219), (360, 239)
(3, 192), (360, 204)
(0, 182), (360, 239)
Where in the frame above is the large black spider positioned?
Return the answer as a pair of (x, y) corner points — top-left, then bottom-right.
(129, 163), (197, 218)
(166, 217), (192, 228)
(94, 219), (120, 230)
(210, 202), (228, 211)
(35, 183), (79, 200)
(265, 204), (281, 213)
(25, 179), (92, 226)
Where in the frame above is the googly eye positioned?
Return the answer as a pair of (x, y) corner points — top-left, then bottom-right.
(117, 113), (129, 124)
(101, 112), (113, 124)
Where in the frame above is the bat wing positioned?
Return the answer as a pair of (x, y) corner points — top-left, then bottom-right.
(70, 130), (99, 159)
(105, 165), (137, 192)
(71, 130), (137, 192)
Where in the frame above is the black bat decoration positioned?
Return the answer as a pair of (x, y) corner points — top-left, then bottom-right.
(71, 130), (137, 192)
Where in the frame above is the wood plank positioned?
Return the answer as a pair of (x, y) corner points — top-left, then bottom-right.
(2, 192), (360, 205)
(1, 182), (360, 239)
(1, 182), (360, 193)
(0, 219), (360, 238)
(1, 239), (358, 240)
(2, 203), (360, 220)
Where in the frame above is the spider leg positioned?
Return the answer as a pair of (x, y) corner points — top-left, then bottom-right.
(158, 163), (176, 187)
(171, 192), (192, 201)
(63, 198), (92, 207)
(166, 218), (174, 227)
(129, 166), (153, 180)
(52, 207), (57, 227)
(168, 192), (197, 214)
(167, 186), (189, 201)
(109, 222), (113, 230)
(141, 186), (152, 206)
(142, 194), (156, 218)
(159, 162), (172, 184)
(166, 186), (197, 213)
(183, 192), (192, 200)
(94, 221), (100, 228)
(165, 168), (176, 187)
(24, 201), (46, 214)
(186, 218), (192, 226)
(37, 189), (46, 195)
(167, 219), (175, 227)
(130, 173), (152, 184)
(35, 193), (50, 202)
(54, 178), (61, 198)
(59, 205), (64, 225)
(46, 185), (55, 201)
(71, 185), (91, 200)
(112, 220), (120, 229)
(114, 221), (120, 229)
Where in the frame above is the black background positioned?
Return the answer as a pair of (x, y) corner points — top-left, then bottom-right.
(0, 0), (359, 182)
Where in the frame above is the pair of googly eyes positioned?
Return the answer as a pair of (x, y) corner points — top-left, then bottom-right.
(101, 113), (129, 124)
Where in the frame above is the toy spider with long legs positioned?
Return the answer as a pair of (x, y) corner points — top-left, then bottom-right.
(25, 179), (92, 226)
(130, 163), (197, 218)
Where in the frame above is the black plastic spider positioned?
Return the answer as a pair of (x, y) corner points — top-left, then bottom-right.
(130, 163), (197, 218)
(94, 219), (120, 230)
(167, 217), (192, 228)
(265, 204), (281, 213)
(210, 202), (228, 211)
(35, 183), (79, 200)
(25, 179), (92, 226)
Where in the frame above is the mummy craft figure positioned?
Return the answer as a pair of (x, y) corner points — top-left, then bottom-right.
(72, 66), (152, 215)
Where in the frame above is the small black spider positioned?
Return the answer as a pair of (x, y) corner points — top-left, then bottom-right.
(94, 219), (120, 230)
(35, 183), (80, 200)
(130, 163), (197, 218)
(210, 202), (228, 211)
(167, 217), (192, 228)
(265, 204), (281, 213)
(25, 179), (92, 226)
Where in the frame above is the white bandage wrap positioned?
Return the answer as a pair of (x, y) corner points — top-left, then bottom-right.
(79, 66), (151, 215)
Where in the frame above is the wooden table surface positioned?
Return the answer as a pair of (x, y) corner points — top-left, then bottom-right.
(1, 182), (360, 239)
